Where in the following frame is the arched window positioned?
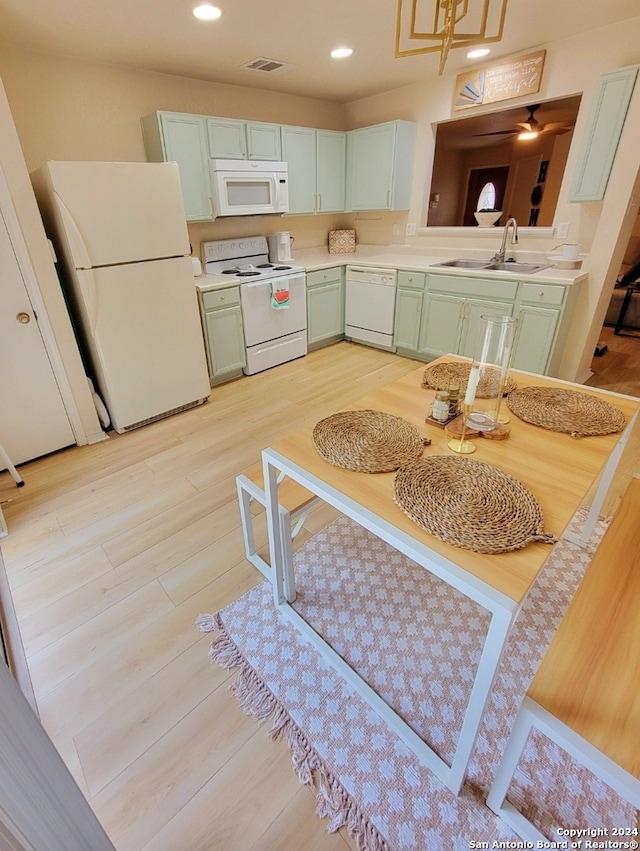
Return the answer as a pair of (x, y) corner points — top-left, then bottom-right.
(477, 181), (497, 211)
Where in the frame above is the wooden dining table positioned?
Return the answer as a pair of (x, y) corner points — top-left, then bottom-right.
(260, 355), (640, 794)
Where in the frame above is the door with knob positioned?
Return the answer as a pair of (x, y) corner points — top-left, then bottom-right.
(0, 206), (74, 467)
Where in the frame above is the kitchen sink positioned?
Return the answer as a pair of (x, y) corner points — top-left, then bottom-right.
(431, 259), (550, 274)
(433, 259), (493, 269)
(483, 261), (550, 273)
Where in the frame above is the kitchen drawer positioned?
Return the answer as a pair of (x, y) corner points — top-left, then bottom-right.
(397, 270), (426, 290)
(519, 283), (565, 306)
(428, 273), (519, 300)
(307, 267), (343, 287)
(201, 287), (241, 310)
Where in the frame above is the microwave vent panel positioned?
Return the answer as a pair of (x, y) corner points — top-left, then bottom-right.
(242, 57), (296, 75)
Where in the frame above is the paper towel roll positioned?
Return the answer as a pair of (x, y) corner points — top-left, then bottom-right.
(191, 257), (203, 277)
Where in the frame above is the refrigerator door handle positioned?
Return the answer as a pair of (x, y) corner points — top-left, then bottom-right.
(54, 191), (93, 270)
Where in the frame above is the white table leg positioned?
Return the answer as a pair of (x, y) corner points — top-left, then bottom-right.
(564, 407), (638, 548)
(263, 454), (296, 605)
(488, 696), (640, 841)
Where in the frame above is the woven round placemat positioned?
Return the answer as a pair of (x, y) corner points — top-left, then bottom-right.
(312, 410), (425, 473)
(422, 362), (516, 398)
(506, 387), (626, 438)
(393, 456), (556, 553)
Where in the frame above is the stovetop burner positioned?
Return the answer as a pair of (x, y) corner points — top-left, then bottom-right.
(201, 236), (304, 282)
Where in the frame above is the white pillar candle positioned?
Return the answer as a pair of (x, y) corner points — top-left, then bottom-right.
(465, 367), (480, 406)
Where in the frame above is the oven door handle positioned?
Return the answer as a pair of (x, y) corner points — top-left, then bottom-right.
(241, 274), (304, 289)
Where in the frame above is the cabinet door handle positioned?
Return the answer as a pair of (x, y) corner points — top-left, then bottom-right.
(317, 193), (322, 211)
(386, 190), (391, 208)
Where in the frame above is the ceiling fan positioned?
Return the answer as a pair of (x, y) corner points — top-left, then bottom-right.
(473, 104), (575, 139)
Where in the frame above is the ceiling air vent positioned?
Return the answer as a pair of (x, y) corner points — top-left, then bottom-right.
(241, 57), (296, 75)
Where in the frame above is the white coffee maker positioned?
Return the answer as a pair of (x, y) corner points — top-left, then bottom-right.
(267, 231), (293, 263)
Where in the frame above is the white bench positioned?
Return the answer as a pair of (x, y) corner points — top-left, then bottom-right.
(236, 461), (319, 584)
(488, 474), (640, 840)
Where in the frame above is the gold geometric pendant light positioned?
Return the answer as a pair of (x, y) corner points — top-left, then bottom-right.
(395, 0), (509, 75)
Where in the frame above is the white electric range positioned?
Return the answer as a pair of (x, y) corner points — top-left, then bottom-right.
(200, 236), (307, 375)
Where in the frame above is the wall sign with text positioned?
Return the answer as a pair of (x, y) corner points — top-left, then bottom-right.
(454, 50), (546, 111)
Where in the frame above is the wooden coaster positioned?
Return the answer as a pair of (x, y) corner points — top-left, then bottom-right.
(444, 415), (481, 439)
(480, 423), (511, 440)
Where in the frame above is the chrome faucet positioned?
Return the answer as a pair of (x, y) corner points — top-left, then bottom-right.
(493, 217), (518, 263)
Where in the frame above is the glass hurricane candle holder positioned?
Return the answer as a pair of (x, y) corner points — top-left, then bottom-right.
(466, 314), (518, 433)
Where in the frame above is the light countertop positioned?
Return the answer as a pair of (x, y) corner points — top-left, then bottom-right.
(194, 244), (588, 293)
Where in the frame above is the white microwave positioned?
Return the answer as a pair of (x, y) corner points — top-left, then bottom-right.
(209, 159), (289, 218)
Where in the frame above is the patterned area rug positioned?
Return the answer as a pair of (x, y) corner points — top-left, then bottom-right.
(198, 510), (637, 850)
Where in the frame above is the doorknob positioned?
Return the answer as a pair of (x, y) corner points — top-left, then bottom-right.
(16, 312), (31, 324)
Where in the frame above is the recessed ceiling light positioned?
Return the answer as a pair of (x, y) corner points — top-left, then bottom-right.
(467, 48), (490, 59)
(193, 4), (222, 20)
(331, 47), (353, 59)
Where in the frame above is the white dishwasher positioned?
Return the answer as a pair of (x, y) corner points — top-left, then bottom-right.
(345, 266), (397, 350)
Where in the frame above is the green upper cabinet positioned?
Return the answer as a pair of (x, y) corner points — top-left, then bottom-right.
(569, 65), (638, 202)
(207, 117), (247, 158)
(141, 111), (212, 222)
(206, 117), (282, 160)
(246, 121), (282, 160)
(316, 130), (346, 213)
(346, 120), (417, 211)
(281, 126), (346, 214)
(281, 126), (316, 213)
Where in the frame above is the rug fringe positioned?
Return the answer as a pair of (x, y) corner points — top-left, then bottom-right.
(199, 612), (389, 851)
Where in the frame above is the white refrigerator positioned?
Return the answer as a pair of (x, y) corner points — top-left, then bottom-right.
(33, 161), (210, 433)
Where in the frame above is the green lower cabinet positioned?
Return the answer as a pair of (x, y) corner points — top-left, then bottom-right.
(394, 270), (426, 357)
(419, 293), (465, 359)
(199, 287), (246, 384)
(394, 288), (424, 355)
(419, 274), (519, 362)
(306, 268), (345, 349)
(511, 306), (560, 375)
(419, 293), (513, 360)
(458, 299), (514, 358)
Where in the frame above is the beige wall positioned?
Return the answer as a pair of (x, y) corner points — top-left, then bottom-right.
(0, 46), (348, 169)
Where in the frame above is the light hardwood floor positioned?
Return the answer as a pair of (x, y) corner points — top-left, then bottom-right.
(1, 337), (638, 850)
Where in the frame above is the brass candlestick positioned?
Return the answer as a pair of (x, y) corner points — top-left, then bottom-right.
(447, 403), (476, 454)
